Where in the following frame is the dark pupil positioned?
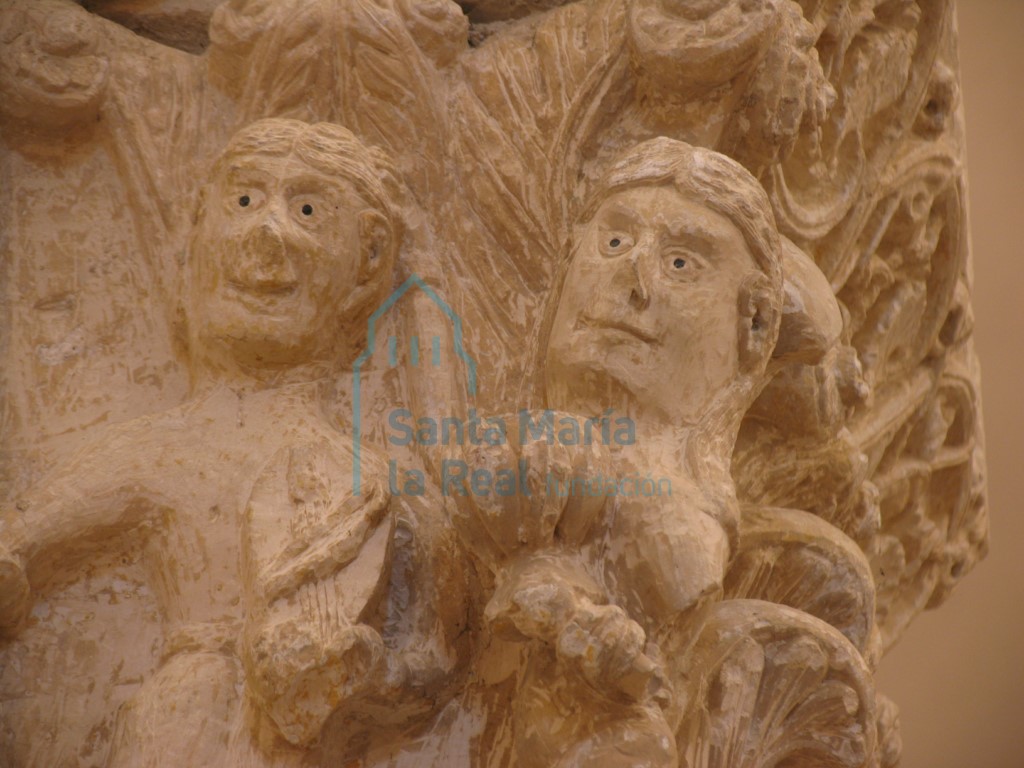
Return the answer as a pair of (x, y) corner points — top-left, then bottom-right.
(609, 238), (621, 248)
(673, 258), (686, 269)
(301, 204), (314, 216)
(239, 195), (250, 207)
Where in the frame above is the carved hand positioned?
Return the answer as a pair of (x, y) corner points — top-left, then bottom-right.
(556, 597), (663, 703)
(486, 555), (663, 704)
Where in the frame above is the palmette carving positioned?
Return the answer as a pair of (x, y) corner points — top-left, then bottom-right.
(0, 1), (984, 766)
(677, 600), (878, 768)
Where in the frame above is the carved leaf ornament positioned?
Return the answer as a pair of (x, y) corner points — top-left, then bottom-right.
(0, 1), (983, 766)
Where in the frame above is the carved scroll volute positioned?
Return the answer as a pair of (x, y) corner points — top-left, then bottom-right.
(858, 371), (985, 650)
(838, 150), (965, 392)
(764, 0), (952, 276)
(678, 600), (878, 768)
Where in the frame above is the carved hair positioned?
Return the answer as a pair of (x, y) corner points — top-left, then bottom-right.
(581, 137), (783, 300)
(204, 118), (403, 257)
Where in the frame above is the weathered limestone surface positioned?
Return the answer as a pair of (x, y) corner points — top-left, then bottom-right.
(0, 1), (986, 766)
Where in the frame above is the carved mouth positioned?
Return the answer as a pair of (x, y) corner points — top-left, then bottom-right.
(579, 314), (659, 345)
(227, 279), (298, 298)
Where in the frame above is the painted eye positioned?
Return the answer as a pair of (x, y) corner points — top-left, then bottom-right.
(600, 233), (634, 256)
(301, 203), (314, 216)
(239, 195), (250, 207)
(664, 251), (701, 278)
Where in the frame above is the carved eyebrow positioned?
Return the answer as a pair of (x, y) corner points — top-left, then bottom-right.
(661, 223), (719, 252)
(224, 165), (272, 185)
(287, 176), (366, 204)
(599, 202), (641, 226)
(285, 175), (343, 194)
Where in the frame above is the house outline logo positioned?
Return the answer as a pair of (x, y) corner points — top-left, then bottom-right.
(352, 274), (477, 494)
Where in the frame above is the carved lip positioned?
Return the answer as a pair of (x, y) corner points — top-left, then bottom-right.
(579, 314), (659, 344)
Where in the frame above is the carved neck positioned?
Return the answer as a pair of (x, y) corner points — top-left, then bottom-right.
(548, 370), (757, 488)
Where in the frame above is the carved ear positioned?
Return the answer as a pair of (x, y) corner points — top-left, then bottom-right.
(357, 209), (391, 285)
(772, 237), (843, 366)
(738, 273), (780, 373)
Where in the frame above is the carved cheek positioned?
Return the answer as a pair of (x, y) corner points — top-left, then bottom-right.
(193, 231), (232, 293)
(560, 258), (601, 313)
(659, 279), (711, 321)
(306, 252), (351, 307)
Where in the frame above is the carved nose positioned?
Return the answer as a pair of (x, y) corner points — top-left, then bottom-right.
(243, 221), (287, 270)
(623, 250), (651, 311)
(235, 220), (299, 292)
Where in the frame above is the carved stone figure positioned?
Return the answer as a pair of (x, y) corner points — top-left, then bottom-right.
(0, 119), (461, 764)
(447, 138), (867, 767)
(0, 1), (987, 767)
(542, 137), (786, 661)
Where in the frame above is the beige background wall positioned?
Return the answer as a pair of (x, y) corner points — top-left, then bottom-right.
(875, 3), (1024, 767)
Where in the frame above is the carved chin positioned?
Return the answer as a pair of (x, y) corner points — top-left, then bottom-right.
(198, 305), (321, 367)
(546, 344), (648, 415)
(556, 326), (658, 373)
(211, 328), (314, 368)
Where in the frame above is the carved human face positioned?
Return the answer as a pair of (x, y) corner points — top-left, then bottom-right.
(189, 152), (378, 369)
(0, 0), (108, 128)
(546, 186), (759, 425)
